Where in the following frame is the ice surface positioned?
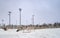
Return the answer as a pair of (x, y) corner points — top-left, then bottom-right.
(0, 28), (60, 38)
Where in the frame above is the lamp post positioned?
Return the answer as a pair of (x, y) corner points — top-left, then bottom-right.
(19, 8), (22, 25)
(32, 15), (34, 25)
(2, 19), (4, 25)
(8, 11), (11, 25)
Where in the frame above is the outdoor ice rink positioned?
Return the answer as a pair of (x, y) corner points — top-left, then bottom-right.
(0, 28), (60, 38)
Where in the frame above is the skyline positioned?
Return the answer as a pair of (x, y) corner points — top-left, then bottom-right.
(0, 0), (60, 25)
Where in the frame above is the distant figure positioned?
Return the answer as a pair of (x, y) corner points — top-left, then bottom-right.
(16, 27), (23, 32)
(3, 27), (7, 31)
(16, 29), (20, 32)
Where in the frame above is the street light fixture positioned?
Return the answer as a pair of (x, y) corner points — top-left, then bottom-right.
(32, 15), (34, 25)
(8, 11), (11, 25)
(19, 8), (22, 25)
(2, 19), (4, 25)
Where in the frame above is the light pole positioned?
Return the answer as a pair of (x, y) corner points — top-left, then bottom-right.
(2, 19), (4, 25)
(8, 11), (11, 25)
(32, 15), (34, 25)
(19, 8), (22, 25)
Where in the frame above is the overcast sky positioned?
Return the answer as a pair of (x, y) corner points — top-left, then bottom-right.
(0, 0), (60, 25)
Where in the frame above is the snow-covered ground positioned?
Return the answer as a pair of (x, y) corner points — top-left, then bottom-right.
(0, 28), (60, 38)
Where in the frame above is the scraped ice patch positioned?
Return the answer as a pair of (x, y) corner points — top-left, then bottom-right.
(0, 29), (17, 34)
(0, 34), (18, 38)
(17, 28), (60, 38)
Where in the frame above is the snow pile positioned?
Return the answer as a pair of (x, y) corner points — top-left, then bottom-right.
(0, 28), (60, 38)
